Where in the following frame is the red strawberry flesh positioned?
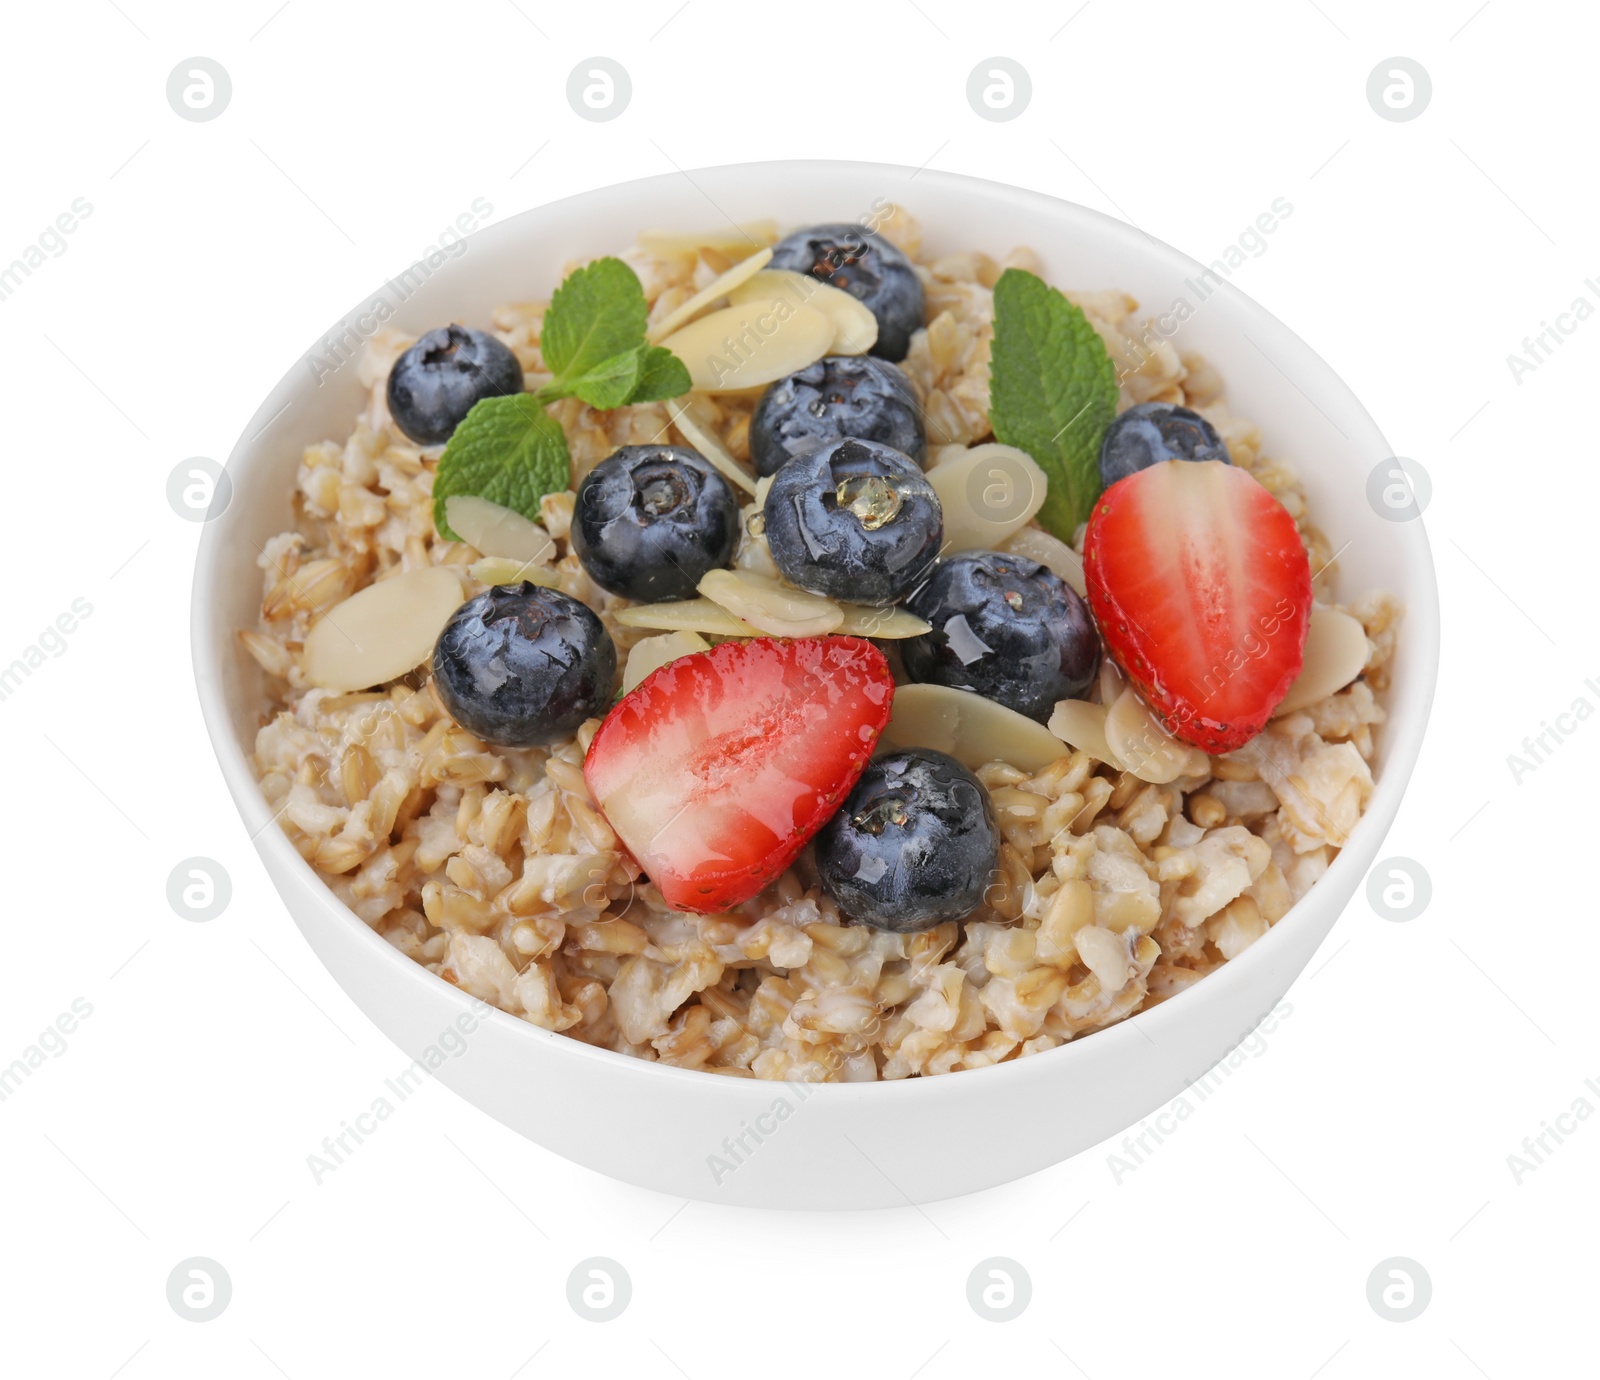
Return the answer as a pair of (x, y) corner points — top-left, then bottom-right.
(583, 635), (894, 913)
(1083, 459), (1312, 753)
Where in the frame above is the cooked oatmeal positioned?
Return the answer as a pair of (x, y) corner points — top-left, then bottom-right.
(242, 206), (1400, 1081)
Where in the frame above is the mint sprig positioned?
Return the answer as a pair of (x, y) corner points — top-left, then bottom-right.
(629, 345), (692, 403)
(988, 267), (1118, 540)
(433, 257), (690, 539)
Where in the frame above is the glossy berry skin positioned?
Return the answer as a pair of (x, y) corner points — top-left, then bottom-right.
(768, 223), (925, 363)
(432, 583), (616, 748)
(764, 438), (942, 606)
(750, 355), (926, 477)
(901, 551), (1099, 724)
(1098, 401), (1231, 488)
(386, 324), (524, 446)
(572, 445), (740, 603)
(814, 749), (999, 934)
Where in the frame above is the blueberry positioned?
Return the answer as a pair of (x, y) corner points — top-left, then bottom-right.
(386, 324), (524, 446)
(749, 355), (926, 478)
(768, 222), (925, 363)
(1098, 401), (1231, 488)
(814, 749), (999, 933)
(572, 445), (740, 602)
(901, 551), (1099, 723)
(432, 583), (616, 747)
(763, 438), (942, 605)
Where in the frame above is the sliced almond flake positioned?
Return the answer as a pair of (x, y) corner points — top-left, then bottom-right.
(637, 221), (778, 258)
(304, 567), (464, 693)
(444, 495), (555, 563)
(470, 557), (562, 588)
(729, 269), (879, 356)
(1097, 654), (1126, 708)
(835, 604), (932, 639)
(623, 630), (710, 694)
(881, 683), (1067, 774)
(647, 248), (775, 345)
(665, 398), (758, 496)
(1047, 698), (1125, 771)
(699, 569), (844, 638)
(1104, 687), (1209, 784)
(615, 598), (760, 638)
(931, 444), (1048, 554)
(659, 301), (834, 393)
(1000, 524), (1087, 598)
(1273, 606), (1370, 717)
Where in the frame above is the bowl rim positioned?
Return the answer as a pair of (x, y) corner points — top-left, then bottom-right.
(193, 158), (1441, 1100)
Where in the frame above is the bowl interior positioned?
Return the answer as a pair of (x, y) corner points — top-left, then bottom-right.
(196, 159), (1438, 1080)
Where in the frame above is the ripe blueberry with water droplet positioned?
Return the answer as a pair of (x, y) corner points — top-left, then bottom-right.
(749, 355), (926, 476)
(572, 445), (740, 602)
(433, 583), (615, 747)
(763, 438), (942, 605)
(814, 749), (999, 933)
(901, 550), (1098, 723)
(386, 325), (524, 446)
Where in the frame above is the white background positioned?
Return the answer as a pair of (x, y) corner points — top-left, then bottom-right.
(1, 0), (1591, 1375)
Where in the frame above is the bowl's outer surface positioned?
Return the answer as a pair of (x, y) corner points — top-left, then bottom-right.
(195, 161), (1439, 1210)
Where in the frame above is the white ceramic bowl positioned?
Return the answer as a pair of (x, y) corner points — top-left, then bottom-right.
(193, 161), (1438, 1210)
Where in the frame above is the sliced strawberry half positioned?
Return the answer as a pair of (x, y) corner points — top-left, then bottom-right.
(584, 635), (894, 913)
(1082, 459), (1313, 754)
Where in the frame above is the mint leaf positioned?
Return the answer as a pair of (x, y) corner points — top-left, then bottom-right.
(539, 349), (641, 410)
(627, 345), (692, 403)
(989, 267), (1118, 540)
(430, 258), (693, 544)
(539, 256), (650, 407)
(432, 394), (570, 540)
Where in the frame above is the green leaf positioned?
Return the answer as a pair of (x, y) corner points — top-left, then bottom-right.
(988, 267), (1119, 540)
(432, 394), (570, 540)
(538, 349), (641, 410)
(539, 256), (650, 407)
(627, 345), (692, 403)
